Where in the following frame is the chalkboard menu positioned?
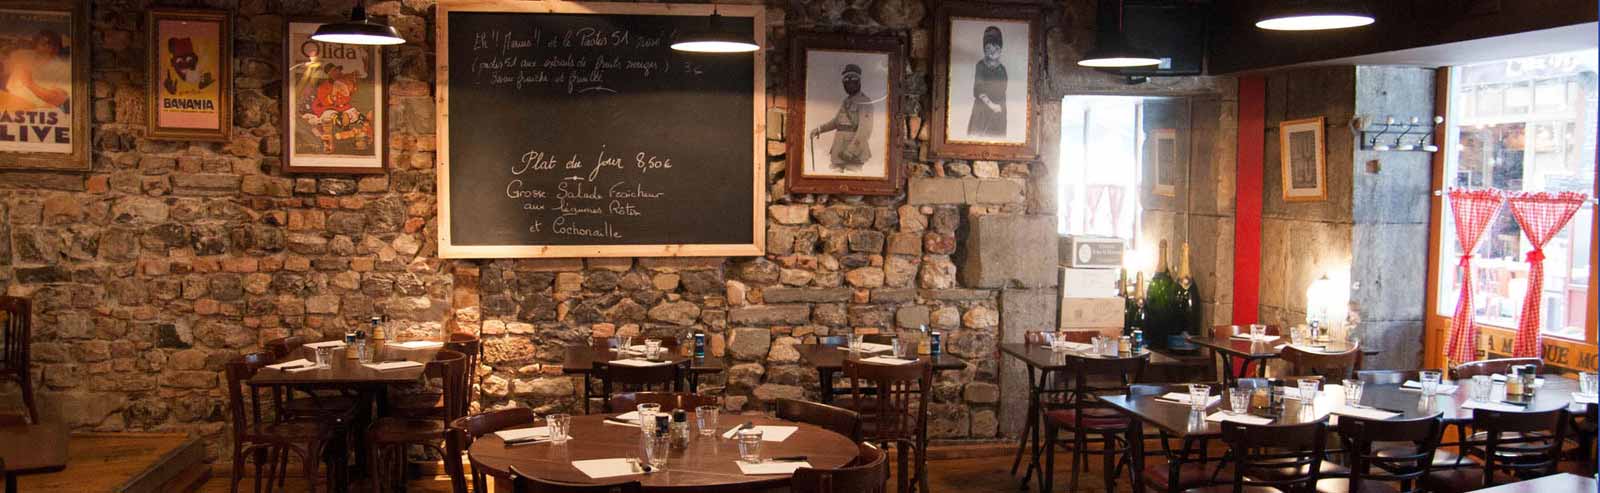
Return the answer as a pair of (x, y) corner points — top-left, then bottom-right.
(436, 1), (766, 258)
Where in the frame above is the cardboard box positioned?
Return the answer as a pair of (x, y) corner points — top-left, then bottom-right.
(1059, 235), (1125, 269)
(1059, 296), (1125, 329)
(1060, 267), (1120, 298)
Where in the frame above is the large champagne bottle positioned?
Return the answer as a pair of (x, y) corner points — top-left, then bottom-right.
(1144, 240), (1179, 349)
(1172, 242), (1200, 350)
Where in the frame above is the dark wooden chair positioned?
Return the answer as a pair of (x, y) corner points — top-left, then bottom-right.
(1279, 344), (1362, 381)
(843, 358), (931, 493)
(1450, 358), (1542, 380)
(1009, 330), (1092, 478)
(607, 392), (718, 414)
(1042, 351), (1149, 493)
(1133, 384), (1226, 493)
(862, 333), (896, 346)
(597, 360), (683, 412)
(394, 334), (483, 419)
(1355, 369), (1423, 385)
(264, 336), (306, 360)
(1186, 419), (1329, 493)
(226, 352), (342, 493)
(1318, 412), (1443, 493)
(1421, 407), (1569, 493)
(791, 441), (889, 493)
(776, 397), (863, 442)
(507, 465), (641, 492)
(0, 297), (38, 424)
(370, 349), (470, 492)
(447, 408), (538, 493)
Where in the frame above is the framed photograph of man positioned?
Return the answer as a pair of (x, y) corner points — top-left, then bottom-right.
(0, 1), (89, 171)
(787, 33), (904, 195)
(930, 2), (1039, 160)
(1151, 128), (1177, 197)
(283, 20), (385, 174)
(147, 9), (231, 141)
(1280, 117), (1327, 202)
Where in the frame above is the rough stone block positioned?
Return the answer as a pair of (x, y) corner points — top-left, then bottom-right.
(959, 214), (1059, 288)
(762, 287), (850, 303)
(729, 305), (810, 325)
(728, 327), (772, 360)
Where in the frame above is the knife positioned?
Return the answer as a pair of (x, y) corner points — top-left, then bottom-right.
(627, 458), (653, 474)
(605, 418), (641, 428)
(502, 437), (549, 447)
(769, 456), (808, 462)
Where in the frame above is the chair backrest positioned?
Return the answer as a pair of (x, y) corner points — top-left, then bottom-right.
(1355, 369), (1422, 385)
(1279, 344), (1362, 380)
(224, 352), (280, 441)
(1221, 419), (1328, 492)
(425, 349), (470, 422)
(776, 398), (863, 442)
(598, 361), (682, 407)
(1472, 407), (1569, 486)
(508, 466), (641, 493)
(1451, 358), (1542, 379)
(843, 359), (931, 443)
(791, 442), (888, 493)
(1336, 412), (1443, 493)
(446, 332), (481, 375)
(447, 408), (539, 493)
(0, 297), (30, 370)
(607, 392), (718, 414)
(861, 333), (895, 345)
(263, 336), (305, 360)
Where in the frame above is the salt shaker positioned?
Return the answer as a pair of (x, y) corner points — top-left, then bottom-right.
(670, 409), (690, 449)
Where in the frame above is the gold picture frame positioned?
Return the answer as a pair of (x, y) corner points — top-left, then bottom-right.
(1280, 116), (1327, 202)
(0, 1), (90, 172)
(147, 9), (232, 141)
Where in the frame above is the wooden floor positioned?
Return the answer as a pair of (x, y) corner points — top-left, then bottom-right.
(15, 432), (210, 492)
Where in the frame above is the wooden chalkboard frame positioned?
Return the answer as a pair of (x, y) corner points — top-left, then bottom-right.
(434, 0), (767, 259)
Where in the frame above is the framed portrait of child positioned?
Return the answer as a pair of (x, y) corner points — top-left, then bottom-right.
(147, 9), (231, 141)
(282, 19), (386, 174)
(930, 2), (1040, 161)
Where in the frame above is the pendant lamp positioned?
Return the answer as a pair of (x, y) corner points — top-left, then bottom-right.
(312, 2), (406, 46)
(1256, 0), (1375, 31)
(671, 5), (758, 53)
(1079, 0), (1160, 68)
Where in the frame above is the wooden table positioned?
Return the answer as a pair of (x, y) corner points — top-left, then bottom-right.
(1184, 334), (1373, 386)
(1100, 375), (1582, 492)
(468, 414), (857, 492)
(0, 422), (68, 493)
(794, 344), (967, 404)
(1466, 472), (1597, 492)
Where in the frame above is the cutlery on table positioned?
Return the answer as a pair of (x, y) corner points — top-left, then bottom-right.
(769, 456), (808, 462)
(604, 418), (641, 428)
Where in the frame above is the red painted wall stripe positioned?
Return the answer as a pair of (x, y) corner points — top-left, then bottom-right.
(1232, 76), (1265, 325)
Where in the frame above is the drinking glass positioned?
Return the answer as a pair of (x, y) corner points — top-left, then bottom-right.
(1289, 326), (1308, 346)
(642, 432), (670, 469)
(694, 405), (719, 437)
(1188, 384), (1211, 412)
(1580, 372), (1598, 397)
(644, 339), (662, 359)
(849, 334), (865, 353)
(1249, 324), (1267, 342)
(1298, 379), (1319, 402)
(1102, 337), (1119, 357)
(546, 414), (571, 444)
(1049, 338), (1069, 352)
(1470, 375), (1492, 402)
(314, 346), (334, 369)
(1341, 379), (1364, 406)
(1418, 370), (1442, 397)
(1228, 388), (1252, 415)
(357, 342), (374, 364)
(736, 428), (763, 462)
(892, 337), (914, 359)
(617, 335), (634, 353)
(637, 403), (662, 435)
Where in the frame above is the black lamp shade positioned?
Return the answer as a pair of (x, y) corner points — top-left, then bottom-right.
(671, 13), (758, 53)
(1256, 0), (1375, 31)
(311, 5), (406, 46)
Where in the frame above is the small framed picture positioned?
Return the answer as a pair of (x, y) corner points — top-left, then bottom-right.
(0, 1), (90, 172)
(930, 2), (1040, 161)
(1280, 117), (1327, 202)
(147, 9), (231, 141)
(1151, 128), (1177, 197)
(283, 20), (385, 174)
(787, 33), (904, 195)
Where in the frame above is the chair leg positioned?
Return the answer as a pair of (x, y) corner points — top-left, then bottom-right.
(1041, 423), (1056, 493)
(18, 374), (38, 425)
(896, 440), (911, 493)
(252, 447), (269, 493)
(1070, 430), (1086, 493)
(231, 446), (246, 493)
(276, 446), (290, 488)
(1102, 434), (1116, 492)
(302, 443), (322, 493)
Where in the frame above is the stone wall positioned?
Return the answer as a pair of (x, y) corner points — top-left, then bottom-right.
(0, 0), (1239, 456)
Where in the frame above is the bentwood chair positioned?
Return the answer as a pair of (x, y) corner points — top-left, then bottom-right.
(843, 358), (932, 493)
(607, 392), (718, 414)
(370, 350), (469, 492)
(394, 333), (483, 419)
(226, 352), (342, 493)
(1133, 384), (1226, 493)
(1449, 358), (1542, 380)
(1421, 408), (1569, 493)
(597, 360), (684, 412)
(1010, 330), (1092, 478)
(776, 397), (863, 442)
(1186, 419), (1329, 493)
(447, 408), (538, 493)
(1041, 351), (1149, 493)
(0, 297), (38, 424)
(1318, 412), (1444, 493)
(791, 442), (889, 493)
(508, 465), (641, 492)
(1279, 344), (1362, 381)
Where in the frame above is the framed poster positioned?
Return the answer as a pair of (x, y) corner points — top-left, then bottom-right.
(0, 1), (89, 171)
(147, 9), (231, 141)
(283, 20), (385, 174)
(930, 2), (1039, 160)
(1151, 128), (1176, 197)
(787, 33), (904, 195)
(1280, 117), (1327, 202)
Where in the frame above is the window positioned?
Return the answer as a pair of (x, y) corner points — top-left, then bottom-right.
(1058, 96), (1145, 239)
(1436, 49), (1597, 340)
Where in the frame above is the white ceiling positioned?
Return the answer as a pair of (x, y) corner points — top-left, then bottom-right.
(1292, 23), (1598, 68)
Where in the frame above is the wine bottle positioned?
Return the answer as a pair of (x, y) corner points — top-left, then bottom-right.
(1171, 242), (1200, 350)
(1144, 240), (1178, 349)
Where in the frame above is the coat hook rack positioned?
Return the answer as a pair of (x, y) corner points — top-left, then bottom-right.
(1359, 115), (1441, 152)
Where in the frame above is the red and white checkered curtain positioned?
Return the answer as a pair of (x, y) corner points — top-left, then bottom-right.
(1505, 191), (1591, 359)
(1443, 188), (1505, 364)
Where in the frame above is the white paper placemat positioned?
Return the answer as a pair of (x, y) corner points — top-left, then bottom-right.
(1573, 393), (1598, 405)
(737, 460), (810, 475)
(494, 426), (550, 442)
(1055, 342), (1094, 352)
(860, 356), (915, 366)
(1204, 411), (1273, 425)
(722, 425), (799, 442)
(837, 342), (894, 353)
(571, 458), (641, 479)
(1400, 381), (1460, 394)
(267, 358), (314, 370)
(390, 340), (443, 349)
(362, 360), (424, 371)
(608, 358), (672, 367)
(1331, 405), (1400, 421)
(303, 340), (347, 349)
(1155, 392), (1221, 407)
(1459, 400), (1528, 412)
(614, 411), (640, 422)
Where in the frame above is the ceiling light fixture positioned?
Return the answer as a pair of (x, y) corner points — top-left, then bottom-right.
(311, 2), (406, 46)
(1256, 0), (1375, 31)
(670, 4), (758, 53)
(1079, 0), (1161, 68)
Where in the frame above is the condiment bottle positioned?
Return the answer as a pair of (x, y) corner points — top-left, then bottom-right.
(1118, 335), (1132, 353)
(653, 415), (670, 438)
(670, 409), (690, 448)
(344, 330), (359, 359)
(368, 316), (386, 355)
(1505, 368), (1524, 398)
(1518, 365), (1537, 399)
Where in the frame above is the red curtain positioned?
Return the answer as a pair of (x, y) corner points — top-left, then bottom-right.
(1443, 189), (1505, 364)
(1505, 191), (1591, 358)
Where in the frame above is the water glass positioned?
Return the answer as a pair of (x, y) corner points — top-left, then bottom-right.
(357, 341), (373, 363)
(1188, 384), (1211, 412)
(1049, 338), (1069, 352)
(736, 428), (764, 462)
(644, 339), (662, 359)
(849, 334), (865, 353)
(313, 346), (334, 368)
(1580, 372), (1598, 396)
(1470, 375), (1492, 402)
(1228, 387), (1252, 415)
(1418, 370), (1442, 397)
(546, 414), (571, 444)
(1298, 379), (1320, 402)
(1289, 326), (1308, 346)
(637, 403), (662, 434)
(1341, 379), (1364, 406)
(694, 405), (719, 437)
(616, 335), (633, 352)
(642, 432), (670, 468)
(1249, 324), (1267, 341)
(1102, 337), (1119, 357)
(892, 337), (914, 359)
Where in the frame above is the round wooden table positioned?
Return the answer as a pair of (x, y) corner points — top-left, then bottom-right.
(468, 414), (858, 491)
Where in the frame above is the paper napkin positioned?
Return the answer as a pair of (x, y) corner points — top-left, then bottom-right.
(1399, 381), (1461, 394)
(571, 459), (642, 479)
(1331, 406), (1400, 421)
(860, 356), (915, 366)
(737, 460), (810, 475)
(362, 360), (424, 371)
(722, 425), (799, 442)
(267, 359), (314, 370)
(1459, 400), (1527, 412)
(1155, 392), (1222, 407)
(494, 426), (550, 442)
(303, 340), (347, 349)
(838, 342), (894, 353)
(1204, 412), (1273, 425)
(1229, 335), (1281, 343)
(608, 358), (672, 367)
(390, 340), (443, 349)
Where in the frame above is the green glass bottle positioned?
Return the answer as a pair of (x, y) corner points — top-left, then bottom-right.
(1144, 240), (1179, 349)
(1171, 242), (1200, 351)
